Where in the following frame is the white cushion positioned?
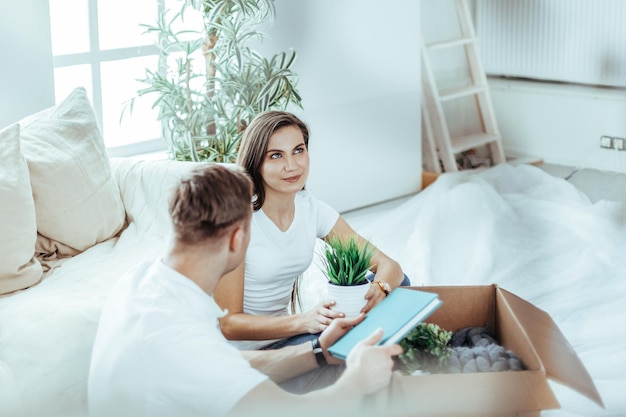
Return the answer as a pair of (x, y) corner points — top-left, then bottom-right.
(0, 123), (43, 294)
(111, 158), (205, 237)
(19, 87), (126, 256)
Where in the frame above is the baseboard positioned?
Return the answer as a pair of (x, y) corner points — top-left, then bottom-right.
(422, 171), (439, 189)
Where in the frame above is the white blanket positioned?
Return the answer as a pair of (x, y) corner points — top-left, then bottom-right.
(345, 163), (626, 417)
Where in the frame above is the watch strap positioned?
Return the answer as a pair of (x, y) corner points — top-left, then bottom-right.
(311, 337), (328, 367)
(374, 280), (390, 296)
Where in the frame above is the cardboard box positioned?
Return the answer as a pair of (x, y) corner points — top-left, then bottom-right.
(380, 285), (604, 417)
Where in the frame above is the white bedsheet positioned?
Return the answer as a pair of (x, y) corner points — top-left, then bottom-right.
(343, 163), (626, 417)
(1, 160), (624, 416)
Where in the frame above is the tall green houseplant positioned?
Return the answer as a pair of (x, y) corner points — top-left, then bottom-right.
(137, 0), (302, 162)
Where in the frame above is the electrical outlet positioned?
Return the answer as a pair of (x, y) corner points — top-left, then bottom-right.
(614, 138), (625, 151)
(600, 135), (613, 149)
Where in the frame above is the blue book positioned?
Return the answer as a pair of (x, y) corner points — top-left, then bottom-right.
(328, 287), (442, 360)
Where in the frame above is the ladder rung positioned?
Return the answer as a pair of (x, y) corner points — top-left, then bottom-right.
(451, 133), (501, 154)
(426, 37), (477, 50)
(439, 84), (486, 101)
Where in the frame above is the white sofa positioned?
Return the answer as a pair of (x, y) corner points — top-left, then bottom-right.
(0, 87), (212, 417)
(0, 154), (208, 417)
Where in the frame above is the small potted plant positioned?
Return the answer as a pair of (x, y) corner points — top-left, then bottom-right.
(321, 234), (374, 317)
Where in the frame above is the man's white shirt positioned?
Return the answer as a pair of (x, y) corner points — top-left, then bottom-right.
(88, 260), (267, 417)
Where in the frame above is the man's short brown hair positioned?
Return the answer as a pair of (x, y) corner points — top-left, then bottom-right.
(169, 164), (253, 244)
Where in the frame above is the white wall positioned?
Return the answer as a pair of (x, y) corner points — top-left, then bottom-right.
(1, 0), (422, 213)
(0, 0), (55, 128)
(422, 0), (626, 174)
(267, 0), (422, 212)
(490, 78), (626, 173)
(475, 0), (626, 173)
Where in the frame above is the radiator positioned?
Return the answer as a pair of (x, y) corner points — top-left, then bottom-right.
(475, 0), (626, 88)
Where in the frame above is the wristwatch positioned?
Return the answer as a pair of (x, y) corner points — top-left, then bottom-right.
(373, 280), (391, 296)
(311, 337), (328, 367)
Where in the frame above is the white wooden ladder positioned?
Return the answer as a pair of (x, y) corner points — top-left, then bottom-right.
(421, 0), (506, 172)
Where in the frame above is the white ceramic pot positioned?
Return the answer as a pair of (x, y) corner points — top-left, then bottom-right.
(326, 281), (371, 318)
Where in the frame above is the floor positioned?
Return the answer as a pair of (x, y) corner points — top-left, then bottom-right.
(539, 163), (626, 204)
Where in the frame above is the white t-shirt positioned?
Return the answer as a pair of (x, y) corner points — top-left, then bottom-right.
(88, 260), (268, 417)
(232, 190), (339, 350)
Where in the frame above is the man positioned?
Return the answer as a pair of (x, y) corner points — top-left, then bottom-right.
(88, 164), (402, 417)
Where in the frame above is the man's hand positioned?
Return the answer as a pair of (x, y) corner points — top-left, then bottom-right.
(344, 329), (403, 395)
(317, 313), (365, 365)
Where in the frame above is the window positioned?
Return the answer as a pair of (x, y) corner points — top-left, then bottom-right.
(48, 0), (164, 156)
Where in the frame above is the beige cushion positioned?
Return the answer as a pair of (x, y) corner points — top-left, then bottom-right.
(20, 87), (126, 256)
(0, 123), (43, 295)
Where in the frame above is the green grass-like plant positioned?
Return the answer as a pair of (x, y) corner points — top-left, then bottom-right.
(398, 322), (452, 374)
(322, 235), (374, 286)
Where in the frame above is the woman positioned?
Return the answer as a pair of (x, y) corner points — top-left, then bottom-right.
(214, 111), (409, 352)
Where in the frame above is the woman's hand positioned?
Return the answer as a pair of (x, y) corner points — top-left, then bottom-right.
(299, 299), (345, 334)
(324, 216), (405, 315)
(361, 284), (386, 314)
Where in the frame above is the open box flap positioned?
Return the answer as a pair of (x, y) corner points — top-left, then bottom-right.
(497, 286), (605, 408)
